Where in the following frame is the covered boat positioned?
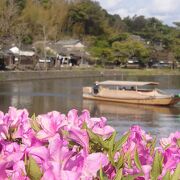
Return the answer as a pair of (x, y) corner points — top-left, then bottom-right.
(83, 80), (180, 106)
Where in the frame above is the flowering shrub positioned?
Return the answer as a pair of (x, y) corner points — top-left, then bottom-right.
(0, 107), (180, 180)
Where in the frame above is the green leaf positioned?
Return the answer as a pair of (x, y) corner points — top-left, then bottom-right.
(114, 168), (123, 180)
(26, 156), (42, 180)
(122, 173), (143, 180)
(99, 165), (104, 180)
(125, 151), (132, 168)
(122, 176), (134, 180)
(114, 132), (130, 152)
(134, 148), (142, 170)
(106, 131), (117, 166)
(162, 170), (171, 180)
(87, 128), (109, 150)
(81, 122), (87, 129)
(30, 114), (41, 132)
(150, 137), (156, 156)
(108, 149), (116, 167)
(172, 163), (180, 180)
(116, 155), (124, 169)
(99, 165), (109, 180)
(177, 139), (180, 148)
(150, 151), (163, 180)
(108, 131), (116, 151)
(163, 144), (171, 150)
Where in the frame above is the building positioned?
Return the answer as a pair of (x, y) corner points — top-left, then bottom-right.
(8, 46), (38, 69)
(55, 39), (85, 51)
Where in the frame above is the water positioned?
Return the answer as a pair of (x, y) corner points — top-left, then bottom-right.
(0, 75), (180, 139)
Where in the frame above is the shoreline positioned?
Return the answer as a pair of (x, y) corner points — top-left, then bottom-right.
(0, 68), (179, 81)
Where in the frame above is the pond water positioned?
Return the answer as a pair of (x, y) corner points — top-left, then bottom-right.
(0, 75), (180, 139)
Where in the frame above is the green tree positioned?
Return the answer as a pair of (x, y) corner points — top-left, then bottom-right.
(112, 39), (150, 66)
(67, 0), (107, 37)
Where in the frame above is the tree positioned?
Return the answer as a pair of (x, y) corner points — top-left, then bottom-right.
(67, 0), (106, 37)
(173, 22), (180, 28)
(47, 0), (69, 40)
(0, 0), (18, 45)
(14, 0), (26, 11)
(13, 22), (28, 67)
(112, 39), (150, 66)
(21, 0), (69, 41)
(109, 33), (129, 44)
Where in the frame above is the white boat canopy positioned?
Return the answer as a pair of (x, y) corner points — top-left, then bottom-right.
(97, 81), (159, 87)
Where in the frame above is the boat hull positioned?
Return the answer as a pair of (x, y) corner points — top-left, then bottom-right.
(83, 87), (180, 106)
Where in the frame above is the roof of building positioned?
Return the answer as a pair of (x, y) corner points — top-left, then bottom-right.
(9, 46), (35, 56)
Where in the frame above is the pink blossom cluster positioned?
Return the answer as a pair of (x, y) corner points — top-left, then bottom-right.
(0, 107), (179, 180)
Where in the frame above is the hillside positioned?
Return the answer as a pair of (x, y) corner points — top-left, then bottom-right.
(0, 0), (180, 66)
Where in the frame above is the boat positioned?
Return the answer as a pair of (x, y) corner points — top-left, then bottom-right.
(83, 80), (180, 106)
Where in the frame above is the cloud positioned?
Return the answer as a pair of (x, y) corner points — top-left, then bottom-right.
(97, 0), (180, 25)
(152, 0), (180, 14)
(97, 0), (123, 11)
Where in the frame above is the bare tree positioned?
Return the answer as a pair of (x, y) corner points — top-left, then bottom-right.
(13, 22), (28, 67)
(0, 0), (18, 44)
(0, 0), (19, 70)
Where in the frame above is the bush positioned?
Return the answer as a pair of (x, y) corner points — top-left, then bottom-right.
(0, 107), (179, 179)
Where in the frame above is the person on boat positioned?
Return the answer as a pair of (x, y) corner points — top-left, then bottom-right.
(93, 81), (99, 94)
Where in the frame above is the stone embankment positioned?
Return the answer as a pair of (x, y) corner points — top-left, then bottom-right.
(0, 68), (179, 81)
(0, 69), (123, 81)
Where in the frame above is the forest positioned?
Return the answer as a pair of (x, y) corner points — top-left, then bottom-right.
(0, 0), (180, 66)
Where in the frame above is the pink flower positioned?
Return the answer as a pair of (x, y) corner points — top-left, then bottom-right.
(68, 128), (89, 156)
(42, 134), (82, 179)
(4, 107), (29, 128)
(67, 109), (81, 128)
(141, 165), (152, 180)
(36, 111), (66, 139)
(103, 163), (116, 180)
(10, 161), (29, 180)
(0, 107), (31, 143)
(159, 132), (180, 177)
(81, 152), (109, 178)
(87, 117), (115, 139)
(1, 107), (180, 179)
(0, 161), (8, 180)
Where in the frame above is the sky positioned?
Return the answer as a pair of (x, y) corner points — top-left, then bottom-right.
(96, 0), (180, 26)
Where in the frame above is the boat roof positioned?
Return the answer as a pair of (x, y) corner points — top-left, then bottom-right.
(97, 81), (159, 86)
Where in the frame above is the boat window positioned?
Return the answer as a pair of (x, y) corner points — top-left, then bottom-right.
(102, 84), (156, 91)
(108, 86), (117, 90)
(138, 84), (156, 92)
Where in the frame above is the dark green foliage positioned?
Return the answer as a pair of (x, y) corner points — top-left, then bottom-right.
(109, 33), (129, 44)
(67, 0), (107, 36)
(15, 0), (26, 11)
(22, 35), (33, 44)
(0, 0), (179, 66)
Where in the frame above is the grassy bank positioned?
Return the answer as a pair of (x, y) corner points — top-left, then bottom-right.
(84, 66), (180, 75)
(113, 68), (180, 76)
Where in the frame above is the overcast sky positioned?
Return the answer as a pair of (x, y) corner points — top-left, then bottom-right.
(96, 0), (180, 26)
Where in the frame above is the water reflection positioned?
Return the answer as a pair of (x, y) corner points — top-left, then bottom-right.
(0, 80), (83, 115)
(83, 99), (180, 117)
(83, 99), (180, 139)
